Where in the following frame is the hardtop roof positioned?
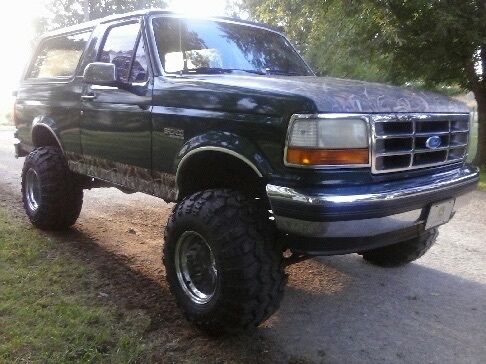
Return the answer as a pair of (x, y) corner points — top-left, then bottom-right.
(41, 9), (282, 39)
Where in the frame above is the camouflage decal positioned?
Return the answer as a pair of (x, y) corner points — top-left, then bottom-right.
(194, 75), (469, 114)
(153, 171), (178, 200)
(290, 76), (470, 113)
(65, 152), (178, 202)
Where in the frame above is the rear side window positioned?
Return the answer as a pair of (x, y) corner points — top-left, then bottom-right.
(99, 22), (148, 83)
(28, 31), (91, 79)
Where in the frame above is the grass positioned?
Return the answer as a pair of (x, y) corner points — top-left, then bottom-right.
(0, 208), (154, 363)
(467, 122), (486, 191)
(480, 169), (486, 191)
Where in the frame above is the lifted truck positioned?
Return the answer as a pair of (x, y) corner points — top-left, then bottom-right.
(13, 10), (479, 334)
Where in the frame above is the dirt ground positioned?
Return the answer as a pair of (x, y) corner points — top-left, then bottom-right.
(1, 128), (486, 363)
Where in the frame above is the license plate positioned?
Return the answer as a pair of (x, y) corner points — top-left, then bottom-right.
(425, 199), (455, 230)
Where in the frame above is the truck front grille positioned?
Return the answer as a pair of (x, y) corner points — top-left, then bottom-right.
(371, 114), (469, 174)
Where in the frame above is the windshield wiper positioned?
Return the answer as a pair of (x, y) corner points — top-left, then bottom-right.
(177, 67), (266, 75)
(228, 69), (266, 75)
(264, 69), (301, 76)
(179, 67), (231, 74)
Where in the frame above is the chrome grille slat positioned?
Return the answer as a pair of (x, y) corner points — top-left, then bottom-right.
(445, 120), (451, 161)
(371, 114), (469, 174)
(377, 151), (414, 157)
(415, 131), (450, 136)
(375, 135), (414, 139)
(413, 146), (450, 153)
(410, 119), (416, 168)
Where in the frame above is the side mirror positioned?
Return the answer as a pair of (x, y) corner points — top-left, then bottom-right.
(83, 62), (117, 86)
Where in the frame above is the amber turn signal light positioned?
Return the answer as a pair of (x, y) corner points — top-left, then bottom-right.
(286, 148), (369, 166)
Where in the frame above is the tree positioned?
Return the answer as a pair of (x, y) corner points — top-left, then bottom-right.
(239, 0), (486, 167)
(35, 0), (167, 33)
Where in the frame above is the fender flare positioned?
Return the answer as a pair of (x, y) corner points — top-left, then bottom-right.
(31, 116), (64, 153)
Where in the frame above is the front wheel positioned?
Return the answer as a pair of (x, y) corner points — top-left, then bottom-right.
(360, 228), (438, 267)
(163, 189), (286, 335)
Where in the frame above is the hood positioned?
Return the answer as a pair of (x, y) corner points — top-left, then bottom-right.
(181, 75), (469, 114)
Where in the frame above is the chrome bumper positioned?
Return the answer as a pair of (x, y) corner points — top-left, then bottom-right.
(267, 165), (479, 239)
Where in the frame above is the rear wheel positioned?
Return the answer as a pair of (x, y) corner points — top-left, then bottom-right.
(163, 189), (286, 335)
(21, 146), (83, 230)
(360, 228), (438, 267)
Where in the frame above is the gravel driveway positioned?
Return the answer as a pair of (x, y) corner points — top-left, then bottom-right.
(1, 128), (485, 363)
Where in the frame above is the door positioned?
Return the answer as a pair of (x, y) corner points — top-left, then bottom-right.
(80, 20), (153, 191)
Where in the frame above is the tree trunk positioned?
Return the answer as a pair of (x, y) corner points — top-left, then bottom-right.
(473, 88), (486, 168)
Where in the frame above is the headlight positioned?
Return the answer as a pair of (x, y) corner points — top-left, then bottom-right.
(285, 115), (370, 166)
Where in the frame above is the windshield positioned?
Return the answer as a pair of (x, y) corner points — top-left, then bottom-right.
(151, 17), (313, 76)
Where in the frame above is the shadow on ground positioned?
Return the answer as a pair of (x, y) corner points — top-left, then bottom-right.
(270, 255), (486, 363)
(47, 226), (289, 363)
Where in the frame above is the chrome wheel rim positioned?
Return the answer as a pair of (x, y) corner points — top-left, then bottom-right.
(25, 168), (41, 212)
(175, 231), (218, 305)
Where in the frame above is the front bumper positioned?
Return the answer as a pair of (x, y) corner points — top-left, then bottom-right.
(267, 165), (479, 254)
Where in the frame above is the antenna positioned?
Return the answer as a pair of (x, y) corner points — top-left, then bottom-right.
(83, 0), (89, 21)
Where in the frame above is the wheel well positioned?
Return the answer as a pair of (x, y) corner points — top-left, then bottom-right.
(32, 125), (62, 150)
(177, 151), (267, 201)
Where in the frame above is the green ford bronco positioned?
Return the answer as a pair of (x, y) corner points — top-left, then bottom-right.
(13, 9), (479, 334)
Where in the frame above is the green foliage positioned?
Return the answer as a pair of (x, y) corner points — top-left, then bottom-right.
(480, 169), (486, 191)
(0, 208), (152, 362)
(373, 1), (485, 91)
(238, 0), (393, 82)
(239, 0), (485, 89)
(303, 2), (393, 82)
(240, 0), (486, 90)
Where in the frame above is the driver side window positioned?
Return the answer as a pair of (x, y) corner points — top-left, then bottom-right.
(99, 22), (148, 83)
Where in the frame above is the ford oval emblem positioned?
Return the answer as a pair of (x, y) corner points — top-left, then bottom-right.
(425, 136), (442, 149)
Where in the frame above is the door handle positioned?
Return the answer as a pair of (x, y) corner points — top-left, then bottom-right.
(81, 92), (96, 101)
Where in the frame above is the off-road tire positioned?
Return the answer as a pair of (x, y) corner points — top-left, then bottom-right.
(21, 146), (83, 230)
(163, 189), (286, 335)
(360, 228), (438, 267)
